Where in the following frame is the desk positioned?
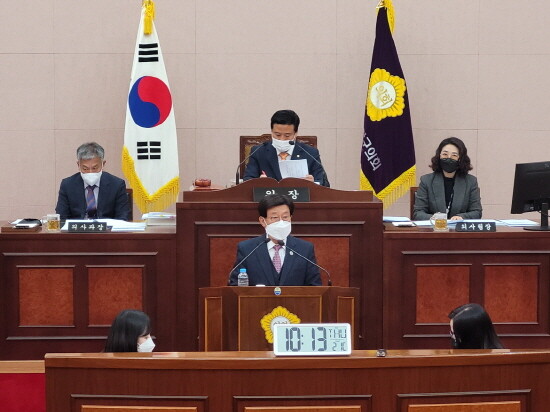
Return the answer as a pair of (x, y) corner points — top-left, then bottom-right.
(0, 225), (177, 359)
(45, 350), (550, 412)
(384, 224), (550, 348)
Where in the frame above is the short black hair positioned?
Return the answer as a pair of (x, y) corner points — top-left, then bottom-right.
(258, 194), (294, 218)
(430, 136), (473, 176)
(104, 309), (151, 352)
(448, 303), (503, 349)
(270, 110), (300, 132)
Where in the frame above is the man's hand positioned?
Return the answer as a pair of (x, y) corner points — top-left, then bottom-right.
(303, 174), (314, 182)
(450, 215), (463, 221)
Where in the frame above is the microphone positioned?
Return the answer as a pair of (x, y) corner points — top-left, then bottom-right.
(235, 141), (269, 185)
(227, 238), (269, 285)
(277, 239), (332, 286)
(289, 141), (330, 187)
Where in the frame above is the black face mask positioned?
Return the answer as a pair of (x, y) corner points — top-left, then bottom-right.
(440, 158), (459, 173)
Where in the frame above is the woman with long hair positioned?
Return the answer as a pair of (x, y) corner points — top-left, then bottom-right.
(449, 303), (504, 349)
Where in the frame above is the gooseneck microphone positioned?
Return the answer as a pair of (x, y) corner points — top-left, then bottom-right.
(289, 141), (330, 187)
(227, 238), (269, 285)
(277, 240), (332, 286)
(235, 141), (269, 185)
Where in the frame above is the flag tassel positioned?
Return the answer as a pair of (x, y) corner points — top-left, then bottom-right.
(122, 146), (179, 213)
(360, 165), (416, 209)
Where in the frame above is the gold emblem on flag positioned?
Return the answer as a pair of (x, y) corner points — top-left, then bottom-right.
(260, 306), (301, 343)
(366, 68), (406, 122)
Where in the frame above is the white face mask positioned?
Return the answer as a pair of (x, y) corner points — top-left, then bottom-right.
(137, 336), (155, 353)
(271, 137), (293, 154)
(265, 219), (292, 241)
(81, 171), (102, 187)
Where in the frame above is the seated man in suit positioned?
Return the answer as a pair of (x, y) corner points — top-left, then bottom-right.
(243, 109), (330, 187)
(55, 142), (130, 220)
(229, 194), (321, 286)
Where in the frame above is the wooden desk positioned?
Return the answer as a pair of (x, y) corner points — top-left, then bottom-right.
(384, 224), (550, 348)
(45, 350), (550, 412)
(0, 226), (177, 359)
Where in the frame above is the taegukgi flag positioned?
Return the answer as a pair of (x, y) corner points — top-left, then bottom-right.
(360, 0), (415, 208)
(122, 0), (179, 213)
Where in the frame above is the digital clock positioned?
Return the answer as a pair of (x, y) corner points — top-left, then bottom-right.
(272, 323), (351, 356)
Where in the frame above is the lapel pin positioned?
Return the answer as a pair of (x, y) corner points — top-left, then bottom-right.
(289, 251), (294, 256)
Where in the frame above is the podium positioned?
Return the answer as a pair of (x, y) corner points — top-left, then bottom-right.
(199, 286), (359, 351)
(177, 178), (382, 350)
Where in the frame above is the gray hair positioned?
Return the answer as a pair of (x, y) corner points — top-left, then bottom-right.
(77, 142), (105, 161)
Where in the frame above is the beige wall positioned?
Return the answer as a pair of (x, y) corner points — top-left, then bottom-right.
(0, 0), (548, 220)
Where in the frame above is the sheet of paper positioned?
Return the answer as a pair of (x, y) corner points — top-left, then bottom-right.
(499, 219), (539, 227)
(383, 216), (412, 222)
(279, 159), (308, 179)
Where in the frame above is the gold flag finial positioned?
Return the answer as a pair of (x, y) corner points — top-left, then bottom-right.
(376, 0), (395, 34)
(142, 0), (155, 35)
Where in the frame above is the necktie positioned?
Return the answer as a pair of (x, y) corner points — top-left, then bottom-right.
(279, 152), (289, 161)
(86, 185), (97, 216)
(273, 244), (282, 273)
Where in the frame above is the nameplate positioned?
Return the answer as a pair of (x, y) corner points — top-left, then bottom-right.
(455, 221), (496, 232)
(67, 222), (108, 233)
(253, 187), (310, 202)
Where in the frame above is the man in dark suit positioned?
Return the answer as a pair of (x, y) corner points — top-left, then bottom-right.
(55, 142), (130, 220)
(229, 194), (321, 286)
(243, 110), (330, 187)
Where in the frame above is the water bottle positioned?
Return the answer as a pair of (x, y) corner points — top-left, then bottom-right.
(237, 268), (249, 286)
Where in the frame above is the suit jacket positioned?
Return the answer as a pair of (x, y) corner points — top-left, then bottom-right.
(413, 172), (482, 220)
(55, 172), (130, 220)
(243, 141), (330, 187)
(229, 235), (322, 286)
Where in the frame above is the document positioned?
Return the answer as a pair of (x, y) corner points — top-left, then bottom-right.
(279, 159), (308, 179)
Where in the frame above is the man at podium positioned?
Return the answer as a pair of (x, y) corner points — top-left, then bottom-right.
(229, 194), (321, 286)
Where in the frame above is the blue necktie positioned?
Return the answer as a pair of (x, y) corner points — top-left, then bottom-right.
(86, 185), (97, 217)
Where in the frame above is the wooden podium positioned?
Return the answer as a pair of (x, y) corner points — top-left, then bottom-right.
(178, 178), (383, 350)
(199, 286), (359, 351)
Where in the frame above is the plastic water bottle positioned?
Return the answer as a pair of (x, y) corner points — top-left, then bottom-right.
(237, 268), (249, 286)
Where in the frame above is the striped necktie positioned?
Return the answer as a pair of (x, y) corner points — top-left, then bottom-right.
(86, 185), (97, 216)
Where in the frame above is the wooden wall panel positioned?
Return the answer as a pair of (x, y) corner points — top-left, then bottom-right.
(408, 401), (520, 412)
(210, 237), (248, 286)
(416, 266), (470, 324)
(245, 407), (361, 412)
(303, 237), (350, 287)
(82, 407), (197, 412)
(88, 267), (144, 326)
(204, 297), (223, 351)
(483, 265), (538, 323)
(19, 268), (74, 326)
(0, 229), (176, 359)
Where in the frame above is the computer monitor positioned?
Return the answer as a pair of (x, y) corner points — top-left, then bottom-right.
(511, 161), (550, 231)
